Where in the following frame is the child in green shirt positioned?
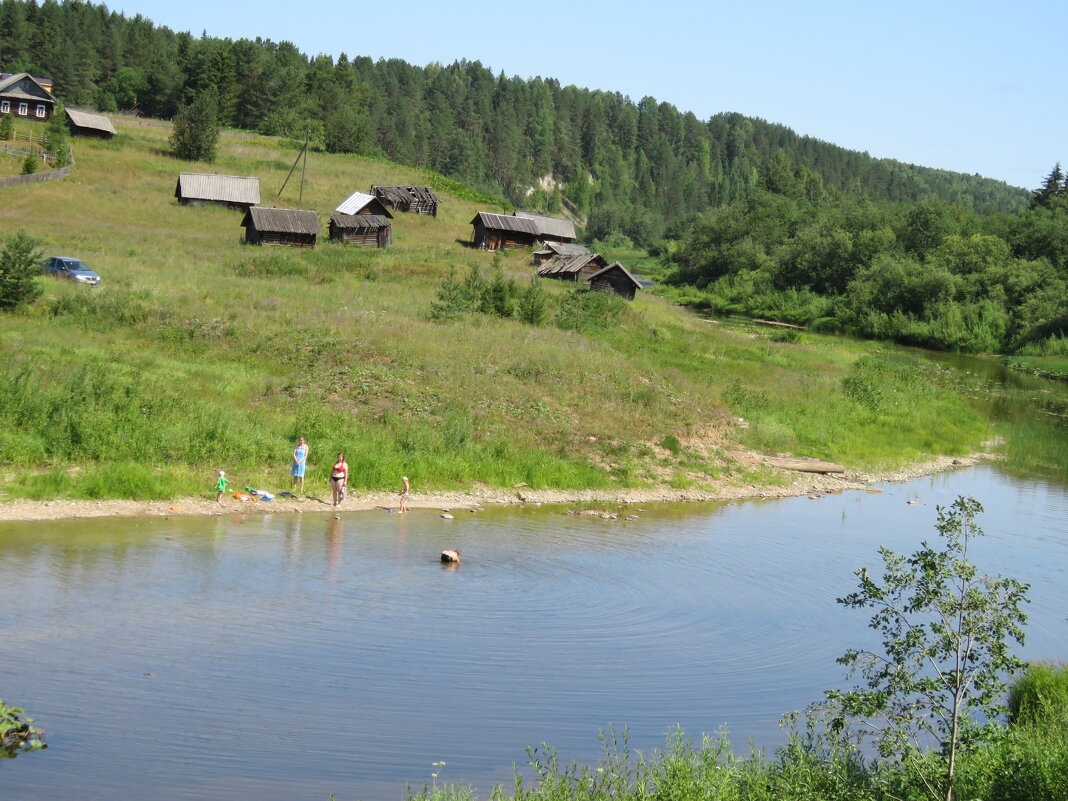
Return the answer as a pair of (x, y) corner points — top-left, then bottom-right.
(215, 470), (231, 504)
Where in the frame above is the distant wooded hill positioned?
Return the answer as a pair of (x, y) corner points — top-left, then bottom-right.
(0, 0), (1027, 244)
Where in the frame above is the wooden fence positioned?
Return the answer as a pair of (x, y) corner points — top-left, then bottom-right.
(0, 150), (74, 189)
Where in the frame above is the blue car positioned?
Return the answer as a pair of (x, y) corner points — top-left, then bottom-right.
(41, 256), (101, 285)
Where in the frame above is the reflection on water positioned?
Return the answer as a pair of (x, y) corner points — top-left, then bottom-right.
(1, 466), (1066, 801)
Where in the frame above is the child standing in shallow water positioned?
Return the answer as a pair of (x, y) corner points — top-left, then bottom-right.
(215, 470), (230, 504)
(399, 476), (410, 513)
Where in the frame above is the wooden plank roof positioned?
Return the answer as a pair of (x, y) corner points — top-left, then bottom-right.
(177, 172), (261, 205)
(373, 185), (439, 205)
(513, 211), (577, 240)
(585, 261), (643, 289)
(534, 242), (591, 257)
(537, 252), (608, 277)
(65, 108), (117, 135)
(330, 213), (391, 230)
(242, 207), (319, 235)
(471, 211), (540, 235)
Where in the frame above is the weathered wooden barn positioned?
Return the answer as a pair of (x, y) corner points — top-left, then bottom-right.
(176, 173), (261, 211)
(65, 108), (116, 138)
(532, 241), (591, 265)
(537, 252), (608, 282)
(513, 211), (577, 243)
(241, 207), (319, 248)
(586, 262), (643, 301)
(336, 190), (394, 218)
(372, 185), (440, 216)
(470, 212), (540, 250)
(0, 72), (56, 121)
(471, 211), (577, 250)
(329, 214), (392, 247)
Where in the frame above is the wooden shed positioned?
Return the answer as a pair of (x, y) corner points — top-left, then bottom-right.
(65, 108), (116, 138)
(537, 252), (608, 282)
(241, 207), (319, 248)
(471, 212), (540, 250)
(513, 211), (577, 243)
(586, 262), (642, 301)
(372, 185), (440, 216)
(329, 214), (392, 248)
(335, 190), (394, 218)
(533, 241), (591, 266)
(176, 173), (261, 211)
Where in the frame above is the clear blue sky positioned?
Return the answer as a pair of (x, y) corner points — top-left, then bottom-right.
(119, 0), (1065, 190)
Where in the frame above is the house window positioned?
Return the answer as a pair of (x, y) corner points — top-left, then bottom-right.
(0, 100), (9, 113)
(18, 102), (28, 115)
(36, 104), (46, 118)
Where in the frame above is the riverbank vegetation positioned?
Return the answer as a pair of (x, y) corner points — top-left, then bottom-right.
(663, 163), (1068, 357)
(0, 116), (994, 501)
(406, 675), (1068, 801)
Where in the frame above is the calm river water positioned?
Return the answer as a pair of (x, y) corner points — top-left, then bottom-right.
(3, 367), (1067, 801)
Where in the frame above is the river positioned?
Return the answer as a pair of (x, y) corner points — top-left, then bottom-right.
(2, 362), (1067, 801)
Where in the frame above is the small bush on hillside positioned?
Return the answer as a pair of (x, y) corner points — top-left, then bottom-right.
(21, 150), (38, 174)
(0, 229), (43, 309)
(0, 113), (13, 140)
(554, 289), (625, 333)
(517, 276), (549, 326)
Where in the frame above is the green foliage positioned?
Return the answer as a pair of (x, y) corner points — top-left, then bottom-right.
(516, 276), (549, 326)
(670, 178), (1068, 354)
(554, 288), (625, 334)
(169, 91), (220, 162)
(20, 149), (38, 174)
(0, 699), (46, 757)
(0, 112), (13, 141)
(0, 229), (43, 309)
(1008, 663), (1068, 730)
(824, 497), (1030, 801)
(45, 103), (69, 166)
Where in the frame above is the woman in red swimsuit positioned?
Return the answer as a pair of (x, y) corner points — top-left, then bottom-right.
(330, 453), (348, 507)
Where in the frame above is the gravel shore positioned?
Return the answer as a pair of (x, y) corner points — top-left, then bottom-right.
(0, 453), (992, 523)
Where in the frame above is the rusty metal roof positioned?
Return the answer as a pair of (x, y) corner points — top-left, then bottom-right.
(242, 207), (320, 235)
(66, 108), (117, 135)
(176, 172), (261, 205)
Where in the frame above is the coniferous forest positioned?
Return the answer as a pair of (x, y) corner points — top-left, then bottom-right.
(0, 0), (1027, 241)
(3, 0), (1066, 356)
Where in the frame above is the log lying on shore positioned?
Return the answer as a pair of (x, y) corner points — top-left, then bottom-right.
(753, 319), (804, 330)
(763, 457), (845, 474)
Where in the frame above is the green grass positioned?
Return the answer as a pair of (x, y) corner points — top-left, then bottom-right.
(0, 116), (996, 500)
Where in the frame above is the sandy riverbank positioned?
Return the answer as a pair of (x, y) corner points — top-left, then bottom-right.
(0, 453), (992, 523)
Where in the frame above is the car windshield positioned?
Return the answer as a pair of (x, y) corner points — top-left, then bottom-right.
(60, 259), (89, 271)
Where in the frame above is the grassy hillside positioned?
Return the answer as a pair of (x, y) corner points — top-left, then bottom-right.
(0, 118), (990, 500)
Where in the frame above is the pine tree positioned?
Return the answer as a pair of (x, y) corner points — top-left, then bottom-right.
(1030, 163), (1065, 209)
(169, 90), (220, 162)
(45, 102), (69, 166)
(0, 229), (43, 309)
